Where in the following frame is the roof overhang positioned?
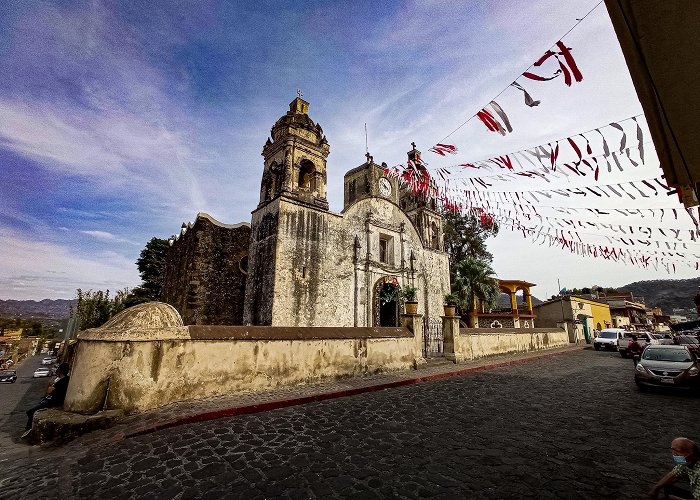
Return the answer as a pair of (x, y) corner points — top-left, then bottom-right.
(604, 0), (700, 207)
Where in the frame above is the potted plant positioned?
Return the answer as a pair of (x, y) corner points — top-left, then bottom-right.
(401, 284), (418, 315)
(443, 293), (459, 317)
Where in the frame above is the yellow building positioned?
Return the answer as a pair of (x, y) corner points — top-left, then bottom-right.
(581, 297), (613, 331)
(533, 295), (612, 343)
(473, 279), (536, 328)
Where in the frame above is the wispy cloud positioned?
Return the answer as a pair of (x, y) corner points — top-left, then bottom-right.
(0, 229), (139, 300)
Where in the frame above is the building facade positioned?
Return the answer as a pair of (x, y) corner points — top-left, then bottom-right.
(162, 214), (251, 325)
(533, 295), (612, 342)
(164, 97), (451, 329)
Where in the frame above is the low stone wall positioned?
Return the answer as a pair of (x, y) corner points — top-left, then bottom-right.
(64, 304), (417, 414)
(453, 328), (569, 362)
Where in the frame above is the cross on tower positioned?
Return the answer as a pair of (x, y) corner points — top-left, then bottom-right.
(411, 141), (416, 150)
(296, 89), (303, 98)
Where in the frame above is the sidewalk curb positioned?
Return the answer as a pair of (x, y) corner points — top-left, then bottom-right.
(125, 347), (584, 439)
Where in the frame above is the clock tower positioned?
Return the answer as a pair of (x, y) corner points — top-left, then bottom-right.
(343, 152), (399, 209)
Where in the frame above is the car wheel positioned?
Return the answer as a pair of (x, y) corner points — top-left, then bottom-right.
(594, 344), (600, 351)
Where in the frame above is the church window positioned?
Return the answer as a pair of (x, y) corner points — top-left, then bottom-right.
(430, 221), (439, 249)
(298, 160), (315, 190)
(379, 234), (393, 265)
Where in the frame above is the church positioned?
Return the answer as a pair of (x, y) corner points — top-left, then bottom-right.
(161, 97), (451, 329)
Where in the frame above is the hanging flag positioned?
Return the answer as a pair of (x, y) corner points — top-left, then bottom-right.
(522, 41), (583, 87)
(555, 41), (584, 83)
(609, 122), (627, 151)
(429, 143), (458, 156)
(522, 69), (562, 82)
(633, 117), (644, 163)
(490, 101), (513, 133)
(510, 82), (541, 107)
(476, 109), (505, 135)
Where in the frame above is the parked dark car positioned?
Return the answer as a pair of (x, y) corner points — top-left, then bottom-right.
(635, 345), (699, 390)
(675, 334), (700, 352)
(0, 370), (17, 383)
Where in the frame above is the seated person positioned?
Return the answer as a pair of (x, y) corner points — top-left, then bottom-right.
(22, 362), (70, 438)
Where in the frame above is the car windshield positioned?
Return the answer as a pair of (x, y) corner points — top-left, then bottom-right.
(0, 370), (14, 375)
(642, 348), (692, 362)
(678, 336), (699, 345)
(599, 332), (618, 339)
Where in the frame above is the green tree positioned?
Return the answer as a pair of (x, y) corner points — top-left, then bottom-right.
(442, 210), (498, 283)
(452, 257), (500, 327)
(75, 288), (130, 329)
(124, 237), (169, 306)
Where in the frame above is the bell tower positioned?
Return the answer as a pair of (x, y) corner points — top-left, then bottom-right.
(259, 96), (330, 210)
(399, 143), (444, 251)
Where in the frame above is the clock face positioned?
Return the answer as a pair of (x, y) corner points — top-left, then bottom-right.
(379, 177), (392, 197)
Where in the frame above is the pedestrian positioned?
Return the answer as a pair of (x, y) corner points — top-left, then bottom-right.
(21, 362), (70, 438)
(649, 437), (699, 499)
(694, 287), (700, 315)
(629, 335), (644, 365)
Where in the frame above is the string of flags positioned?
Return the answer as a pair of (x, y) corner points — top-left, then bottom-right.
(457, 197), (687, 223)
(485, 212), (699, 273)
(466, 206), (700, 244)
(420, 1), (605, 150)
(426, 115), (645, 183)
(461, 191), (700, 238)
(377, 0), (698, 272)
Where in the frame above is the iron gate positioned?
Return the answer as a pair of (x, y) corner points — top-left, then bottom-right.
(423, 318), (444, 357)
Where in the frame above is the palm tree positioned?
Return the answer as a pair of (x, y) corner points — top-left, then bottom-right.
(452, 257), (500, 327)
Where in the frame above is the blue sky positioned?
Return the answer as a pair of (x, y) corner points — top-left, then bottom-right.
(1, 0), (696, 301)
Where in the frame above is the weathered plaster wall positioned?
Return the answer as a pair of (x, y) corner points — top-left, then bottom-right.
(342, 197), (450, 329)
(271, 200), (352, 327)
(162, 213), (250, 325)
(248, 195), (450, 328)
(65, 327), (415, 414)
(243, 201), (280, 325)
(453, 328), (570, 362)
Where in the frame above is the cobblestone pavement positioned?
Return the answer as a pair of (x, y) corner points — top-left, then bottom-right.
(1, 349), (699, 499)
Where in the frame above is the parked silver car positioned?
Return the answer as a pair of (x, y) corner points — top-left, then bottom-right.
(33, 367), (51, 378)
(634, 345), (700, 390)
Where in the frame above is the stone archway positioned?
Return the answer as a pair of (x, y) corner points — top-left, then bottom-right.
(373, 277), (399, 327)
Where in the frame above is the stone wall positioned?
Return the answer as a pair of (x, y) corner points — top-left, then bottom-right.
(452, 328), (570, 362)
(62, 303), (423, 415)
(65, 325), (416, 414)
(162, 213), (250, 325)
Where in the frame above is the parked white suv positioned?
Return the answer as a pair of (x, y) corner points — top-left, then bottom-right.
(594, 329), (626, 351)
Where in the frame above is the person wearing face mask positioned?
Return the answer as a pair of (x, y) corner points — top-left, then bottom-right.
(649, 437), (700, 499)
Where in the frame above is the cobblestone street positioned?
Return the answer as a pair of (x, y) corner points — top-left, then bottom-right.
(2, 348), (698, 499)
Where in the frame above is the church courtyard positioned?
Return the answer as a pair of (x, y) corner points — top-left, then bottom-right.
(1, 348), (697, 499)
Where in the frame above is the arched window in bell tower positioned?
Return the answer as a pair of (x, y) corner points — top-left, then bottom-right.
(298, 160), (316, 191)
(431, 221), (439, 249)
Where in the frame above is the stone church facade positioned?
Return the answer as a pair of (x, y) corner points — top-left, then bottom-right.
(163, 97), (450, 328)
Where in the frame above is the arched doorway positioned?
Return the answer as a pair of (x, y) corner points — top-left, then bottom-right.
(373, 278), (399, 327)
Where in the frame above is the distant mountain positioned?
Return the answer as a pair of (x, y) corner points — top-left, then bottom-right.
(0, 299), (73, 320)
(619, 278), (700, 314)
